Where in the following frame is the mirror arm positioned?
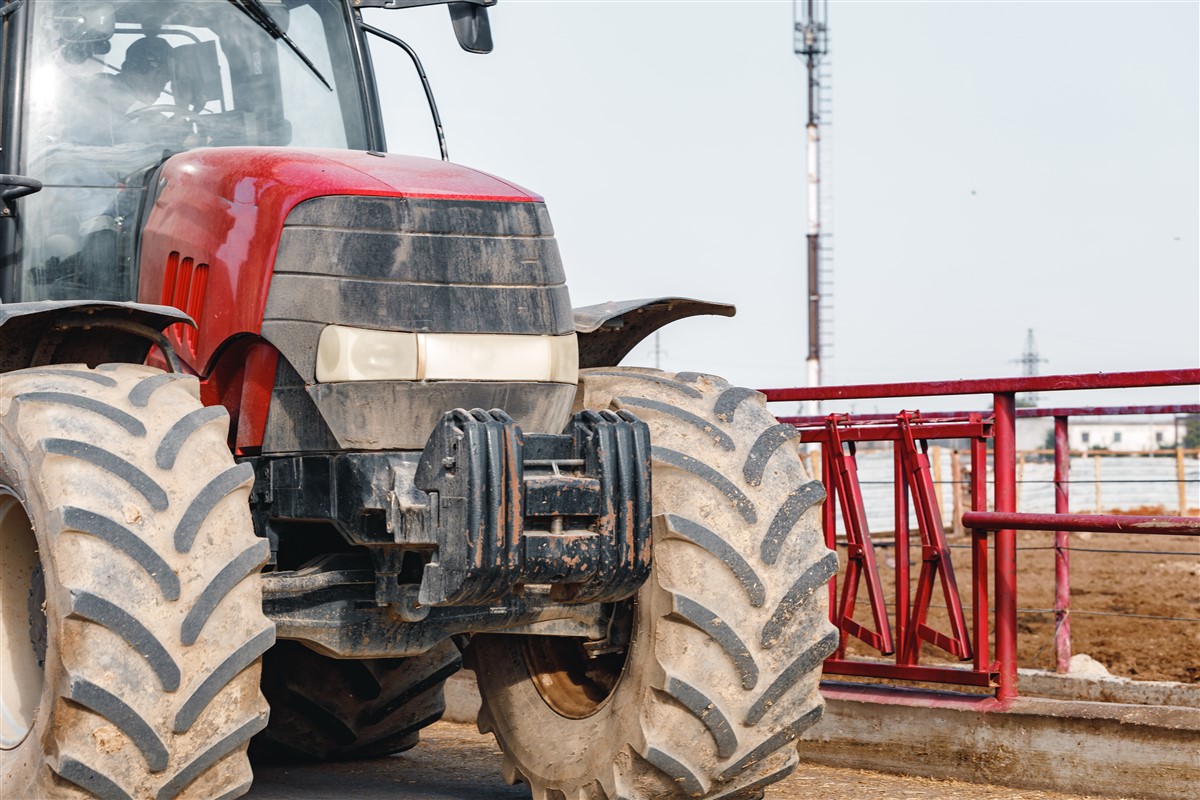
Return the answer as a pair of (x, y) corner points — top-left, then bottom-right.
(361, 23), (448, 162)
(0, 175), (42, 217)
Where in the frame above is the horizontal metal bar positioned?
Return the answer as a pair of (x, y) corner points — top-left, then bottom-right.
(823, 658), (997, 687)
(781, 403), (1200, 426)
(963, 511), (1200, 535)
(760, 368), (1200, 402)
(1020, 404), (1200, 418)
(798, 421), (991, 443)
(782, 412), (984, 426)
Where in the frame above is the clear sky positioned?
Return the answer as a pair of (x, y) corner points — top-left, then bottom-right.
(367, 0), (1199, 412)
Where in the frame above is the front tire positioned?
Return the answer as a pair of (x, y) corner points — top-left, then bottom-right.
(472, 368), (838, 799)
(0, 364), (272, 799)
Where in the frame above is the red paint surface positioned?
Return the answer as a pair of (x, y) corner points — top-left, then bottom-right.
(992, 393), (1019, 702)
(963, 511), (1200, 535)
(138, 147), (540, 373)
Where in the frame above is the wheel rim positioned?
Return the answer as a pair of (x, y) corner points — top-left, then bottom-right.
(520, 605), (634, 720)
(0, 489), (44, 750)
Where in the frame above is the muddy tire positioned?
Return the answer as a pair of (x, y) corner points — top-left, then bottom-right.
(253, 639), (461, 761)
(471, 368), (838, 800)
(0, 364), (272, 799)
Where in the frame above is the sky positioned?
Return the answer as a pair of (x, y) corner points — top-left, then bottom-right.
(366, 0), (1199, 413)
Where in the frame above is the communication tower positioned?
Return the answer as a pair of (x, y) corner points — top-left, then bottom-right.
(794, 0), (833, 414)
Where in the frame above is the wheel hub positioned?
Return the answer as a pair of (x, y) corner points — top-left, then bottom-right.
(520, 603), (634, 720)
(1, 490), (45, 750)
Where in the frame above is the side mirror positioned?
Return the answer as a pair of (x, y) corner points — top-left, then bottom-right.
(448, 2), (492, 54)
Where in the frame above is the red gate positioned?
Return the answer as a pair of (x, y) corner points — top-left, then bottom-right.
(762, 369), (1200, 708)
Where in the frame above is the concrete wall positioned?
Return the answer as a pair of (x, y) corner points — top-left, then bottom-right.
(444, 670), (1200, 799)
(801, 688), (1199, 800)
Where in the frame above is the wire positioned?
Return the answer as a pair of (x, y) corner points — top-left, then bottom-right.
(1038, 479), (1199, 485)
(835, 542), (1199, 556)
(841, 478), (1197, 484)
(941, 544), (1199, 556)
(1067, 547), (1200, 556)
(1026, 609), (1200, 623)
(916, 604), (1200, 623)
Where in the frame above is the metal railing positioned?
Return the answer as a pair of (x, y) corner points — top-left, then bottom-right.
(760, 368), (1200, 708)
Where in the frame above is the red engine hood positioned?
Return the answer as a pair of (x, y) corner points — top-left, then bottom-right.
(138, 147), (543, 374)
(154, 147), (542, 205)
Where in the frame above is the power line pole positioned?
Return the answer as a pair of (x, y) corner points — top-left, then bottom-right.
(1012, 328), (1049, 406)
(795, 0), (829, 416)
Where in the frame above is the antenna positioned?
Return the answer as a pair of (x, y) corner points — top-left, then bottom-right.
(794, 0), (831, 416)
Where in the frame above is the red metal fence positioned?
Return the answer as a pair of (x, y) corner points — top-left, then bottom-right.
(760, 369), (1200, 709)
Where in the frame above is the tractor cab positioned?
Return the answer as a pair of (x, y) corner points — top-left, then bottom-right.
(1, 0), (378, 302)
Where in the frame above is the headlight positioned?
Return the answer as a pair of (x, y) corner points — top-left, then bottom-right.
(316, 326), (578, 384)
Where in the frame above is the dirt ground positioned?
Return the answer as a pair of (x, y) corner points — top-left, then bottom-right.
(839, 530), (1200, 684)
(242, 534), (1194, 799)
(246, 721), (1115, 800)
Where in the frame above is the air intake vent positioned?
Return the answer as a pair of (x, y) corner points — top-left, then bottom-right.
(162, 251), (208, 353)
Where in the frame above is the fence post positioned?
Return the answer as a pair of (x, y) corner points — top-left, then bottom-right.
(1093, 455), (1103, 512)
(970, 433), (990, 676)
(894, 444), (911, 661)
(1016, 451), (1025, 509)
(951, 448), (965, 536)
(1178, 447), (1187, 515)
(932, 444), (945, 528)
(994, 393), (1018, 702)
(1054, 416), (1071, 674)
(822, 444), (837, 613)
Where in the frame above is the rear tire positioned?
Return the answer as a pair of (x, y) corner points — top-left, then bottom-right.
(253, 639), (461, 761)
(472, 368), (838, 799)
(0, 364), (272, 800)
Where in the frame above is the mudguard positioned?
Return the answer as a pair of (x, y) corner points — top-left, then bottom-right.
(0, 300), (191, 373)
(573, 297), (736, 369)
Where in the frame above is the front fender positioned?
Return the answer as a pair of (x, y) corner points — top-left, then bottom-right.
(573, 297), (735, 369)
(0, 301), (191, 373)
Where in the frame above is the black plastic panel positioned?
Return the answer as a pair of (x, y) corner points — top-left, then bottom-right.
(264, 195), (571, 345)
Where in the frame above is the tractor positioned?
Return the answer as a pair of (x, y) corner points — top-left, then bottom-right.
(0, 2), (836, 798)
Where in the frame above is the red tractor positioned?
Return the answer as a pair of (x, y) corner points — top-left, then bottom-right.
(0, 2), (835, 798)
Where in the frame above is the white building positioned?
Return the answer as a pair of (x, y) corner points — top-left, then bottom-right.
(1015, 415), (1184, 452)
(1068, 418), (1181, 452)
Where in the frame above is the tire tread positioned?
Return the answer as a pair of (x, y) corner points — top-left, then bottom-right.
(1, 364), (270, 800)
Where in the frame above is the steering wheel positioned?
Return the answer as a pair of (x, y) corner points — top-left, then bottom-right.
(124, 104), (208, 142)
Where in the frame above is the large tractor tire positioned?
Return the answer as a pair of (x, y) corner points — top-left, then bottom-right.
(0, 364), (273, 799)
(253, 639), (461, 761)
(471, 368), (839, 800)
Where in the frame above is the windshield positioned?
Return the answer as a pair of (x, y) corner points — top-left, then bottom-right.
(16, 0), (368, 301)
